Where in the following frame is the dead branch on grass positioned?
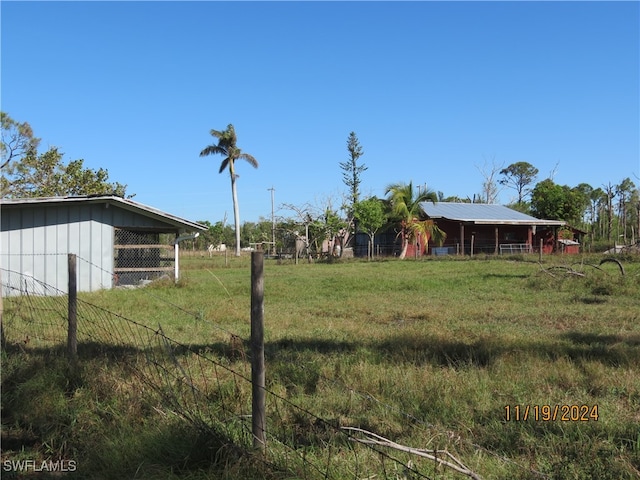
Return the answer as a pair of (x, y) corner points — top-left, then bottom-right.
(342, 426), (482, 480)
(571, 258), (626, 276)
(571, 262), (604, 274)
(538, 264), (585, 277)
(598, 258), (625, 275)
(539, 258), (626, 278)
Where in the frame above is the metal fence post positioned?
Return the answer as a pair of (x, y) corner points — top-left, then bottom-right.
(67, 254), (78, 360)
(251, 250), (266, 450)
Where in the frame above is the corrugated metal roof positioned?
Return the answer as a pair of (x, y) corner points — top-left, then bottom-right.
(1, 195), (208, 232)
(421, 202), (565, 226)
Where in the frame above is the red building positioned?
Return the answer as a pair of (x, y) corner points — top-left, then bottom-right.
(420, 203), (569, 256)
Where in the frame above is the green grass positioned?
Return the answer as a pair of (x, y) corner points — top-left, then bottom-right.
(2, 253), (639, 479)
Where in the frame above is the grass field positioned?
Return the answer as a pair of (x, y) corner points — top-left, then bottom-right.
(2, 253), (639, 479)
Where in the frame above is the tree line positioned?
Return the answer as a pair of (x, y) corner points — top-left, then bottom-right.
(2, 112), (638, 255)
(196, 125), (638, 257)
(497, 161), (639, 247)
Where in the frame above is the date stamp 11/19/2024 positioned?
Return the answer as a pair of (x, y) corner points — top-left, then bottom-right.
(504, 404), (599, 422)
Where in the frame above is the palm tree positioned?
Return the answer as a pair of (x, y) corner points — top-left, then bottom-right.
(385, 181), (440, 259)
(200, 124), (258, 257)
(410, 219), (447, 255)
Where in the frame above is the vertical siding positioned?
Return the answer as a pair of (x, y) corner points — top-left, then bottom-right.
(55, 207), (69, 289)
(5, 206), (23, 275)
(1, 203), (114, 294)
(20, 207), (35, 278)
(88, 203), (113, 291)
(67, 204), (81, 294)
(1, 200), (179, 295)
(77, 205), (91, 290)
(32, 208), (46, 283)
(44, 207), (61, 289)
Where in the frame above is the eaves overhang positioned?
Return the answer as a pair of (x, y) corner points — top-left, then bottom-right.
(1, 195), (208, 233)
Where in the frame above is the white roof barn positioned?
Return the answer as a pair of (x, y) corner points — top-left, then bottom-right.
(1, 195), (207, 296)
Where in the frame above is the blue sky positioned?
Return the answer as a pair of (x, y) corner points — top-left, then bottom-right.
(2, 1), (638, 225)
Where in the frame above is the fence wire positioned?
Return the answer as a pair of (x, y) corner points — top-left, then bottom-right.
(1, 267), (546, 479)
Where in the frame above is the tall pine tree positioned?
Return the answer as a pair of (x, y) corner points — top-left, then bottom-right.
(339, 132), (367, 254)
(340, 132), (367, 214)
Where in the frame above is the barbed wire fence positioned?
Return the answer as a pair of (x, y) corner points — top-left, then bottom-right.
(1, 253), (547, 480)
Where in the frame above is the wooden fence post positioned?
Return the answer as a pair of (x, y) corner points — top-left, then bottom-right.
(67, 254), (78, 360)
(539, 239), (543, 262)
(251, 250), (266, 451)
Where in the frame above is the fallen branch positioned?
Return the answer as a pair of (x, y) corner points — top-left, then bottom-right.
(539, 264), (556, 278)
(571, 263), (604, 274)
(600, 258), (625, 275)
(538, 264), (585, 277)
(342, 426), (482, 480)
(564, 269), (585, 277)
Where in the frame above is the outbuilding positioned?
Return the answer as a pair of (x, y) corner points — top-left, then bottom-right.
(421, 202), (567, 256)
(1, 195), (207, 295)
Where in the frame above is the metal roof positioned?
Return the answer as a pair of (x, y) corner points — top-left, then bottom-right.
(421, 202), (565, 226)
(1, 195), (208, 232)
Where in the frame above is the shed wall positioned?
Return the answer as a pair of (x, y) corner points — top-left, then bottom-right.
(1, 201), (179, 295)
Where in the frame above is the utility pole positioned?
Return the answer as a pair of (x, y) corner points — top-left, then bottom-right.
(268, 187), (275, 256)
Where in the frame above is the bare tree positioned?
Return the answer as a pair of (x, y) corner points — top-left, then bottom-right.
(603, 182), (616, 243)
(616, 177), (636, 243)
(548, 162), (560, 181)
(475, 156), (503, 204)
(282, 202), (314, 261)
